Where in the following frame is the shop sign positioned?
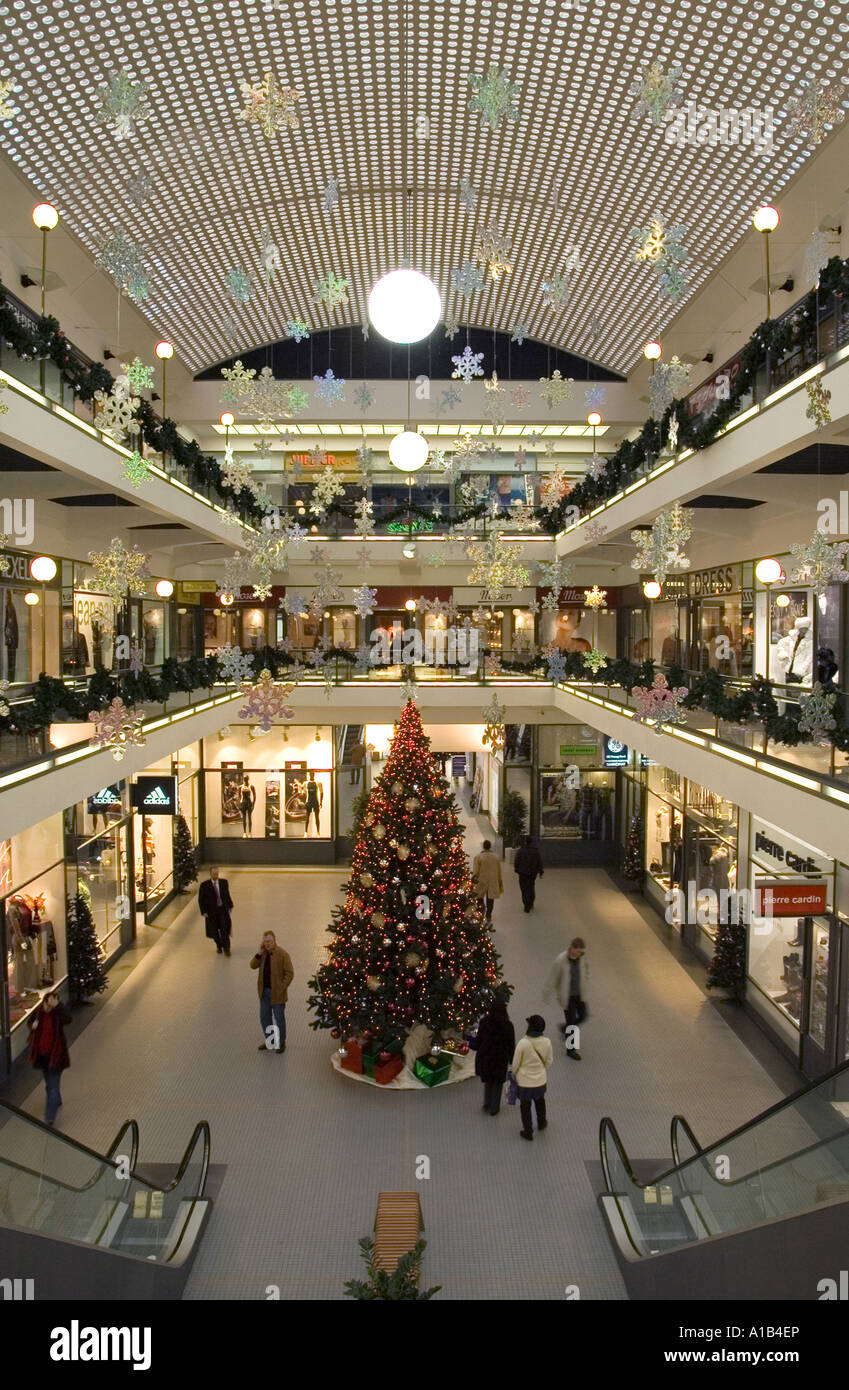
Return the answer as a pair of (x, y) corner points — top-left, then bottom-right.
(1, 550), (59, 585)
(685, 352), (744, 419)
(132, 775), (178, 816)
(87, 784), (122, 814)
(453, 586), (535, 606)
(559, 743), (597, 757)
(688, 565), (741, 596)
(751, 818), (833, 876)
(177, 580), (217, 596)
(742, 590), (754, 608)
(603, 736), (629, 768)
(288, 451), (357, 470)
(74, 590), (115, 628)
(754, 882), (828, 917)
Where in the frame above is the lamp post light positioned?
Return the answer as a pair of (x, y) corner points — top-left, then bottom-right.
(587, 411), (602, 458)
(752, 206), (780, 320)
(155, 340), (174, 418)
(220, 412), (235, 449)
(755, 556), (783, 695)
(32, 203), (59, 316)
(644, 340), (662, 376)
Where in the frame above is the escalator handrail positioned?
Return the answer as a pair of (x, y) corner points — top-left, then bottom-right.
(670, 1114), (701, 1168)
(601, 1057), (849, 1192)
(599, 1116), (641, 1193)
(0, 1112), (141, 1197)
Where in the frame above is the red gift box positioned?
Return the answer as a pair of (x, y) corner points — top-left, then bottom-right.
(373, 1053), (404, 1085)
(341, 1039), (364, 1074)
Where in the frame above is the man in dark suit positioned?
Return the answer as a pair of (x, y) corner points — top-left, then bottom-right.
(198, 867), (233, 956)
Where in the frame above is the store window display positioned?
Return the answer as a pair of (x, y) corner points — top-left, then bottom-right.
(133, 810), (174, 912)
(205, 727), (334, 840)
(510, 609), (536, 660)
(540, 769), (614, 840)
(204, 607), (236, 656)
(141, 601), (166, 666)
(1, 815), (66, 1052)
(327, 608), (357, 649)
(645, 766), (684, 892)
(240, 606), (270, 653)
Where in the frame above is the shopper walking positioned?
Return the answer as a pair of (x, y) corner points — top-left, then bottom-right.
(198, 867), (233, 955)
(250, 931), (294, 1053)
(544, 937), (588, 1060)
(513, 835), (543, 913)
(511, 1015), (553, 1141)
(349, 740), (365, 784)
(472, 840), (503, 923)
(28, 992), (71, 1125)
(469, 998), (515, 1115)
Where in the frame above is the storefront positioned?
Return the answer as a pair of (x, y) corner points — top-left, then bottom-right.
(1, 545), (62, 683)
(535, 724), (617, 864)
(1, 813), (66, 1069)
(538, 587), (616, 657)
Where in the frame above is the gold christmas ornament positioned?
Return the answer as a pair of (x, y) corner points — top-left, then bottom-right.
(453, 976), (465, 994)
(370, 911), (386, 928)
(359, 871), (373, 887)
(373, 824), (386, 839)
(397, 844), (411, 860)
(366, 975), (381, 991)
(392, 781), (404, 795)
(405, 796), (421, 811)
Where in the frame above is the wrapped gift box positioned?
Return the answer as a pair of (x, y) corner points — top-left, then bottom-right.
(373, 1053), (404, 1085)
(413, 1054), (451, 1087)
(341, 1039), (364, 1074)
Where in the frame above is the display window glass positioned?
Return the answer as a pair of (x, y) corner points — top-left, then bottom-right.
(327, 608), (357, 649)
(175, 606), (198, 660)
(510, 608), (536, 658)
(681, 820), (737, 942)
(240, 606), (270, 652)
(650, 600), (684, 667)
(71, 820), (130, 956)
(134, 811), (174, 911)
(767, 587), (813, 685)
(204, 607), (236, 656)
(540, 769), (614, 840)
(72, 589), (117, 673)
(504, 723), (532, 762)
(686, 779), (738, 835)
(646, 790), (683, 892)
(647, 764), (683, 806)
(204, 726), (334, 840)
(2, 814), (66, 1048)
(141, 601), (166, 666)
(539, 607), (591, 653)
(692, 595), (743, 677)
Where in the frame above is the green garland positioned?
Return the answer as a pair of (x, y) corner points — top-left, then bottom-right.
(543, 255), (849, 532)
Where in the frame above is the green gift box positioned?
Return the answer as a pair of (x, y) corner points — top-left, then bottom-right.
(414, 1053), (451, 1087)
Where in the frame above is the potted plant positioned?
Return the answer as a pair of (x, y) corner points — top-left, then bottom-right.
(344, 1237), (440, 1300)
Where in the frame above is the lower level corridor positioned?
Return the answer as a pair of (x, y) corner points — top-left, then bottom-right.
(15, 813), (792, 1300)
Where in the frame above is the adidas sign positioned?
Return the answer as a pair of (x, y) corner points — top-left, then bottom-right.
(143, 786), (171, 806)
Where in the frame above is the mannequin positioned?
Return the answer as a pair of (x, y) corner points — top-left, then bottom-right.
(239, 776), (257, 837)
(776, 616), (813, 686)
(709, 845), (731, 894)
(4, 593), (18, 683)
(7, 897), (37, 991)
(304, 774), (323, 836)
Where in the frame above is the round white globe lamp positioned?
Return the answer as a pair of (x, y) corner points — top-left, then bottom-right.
(368, 268), (441, 344)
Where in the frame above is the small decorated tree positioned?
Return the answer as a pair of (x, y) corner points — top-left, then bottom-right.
(67, 892), (109, 1003)
(707, 920), (746, 999)
(621, 814), (643, 881)
(173, 813), (198, 892)
(307, 701), (509, 1053)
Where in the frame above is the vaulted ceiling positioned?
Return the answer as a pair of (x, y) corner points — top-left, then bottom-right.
(0, 0), (846, 375)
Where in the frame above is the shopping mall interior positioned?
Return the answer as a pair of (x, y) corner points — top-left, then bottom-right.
(1, 0), (849, 1327)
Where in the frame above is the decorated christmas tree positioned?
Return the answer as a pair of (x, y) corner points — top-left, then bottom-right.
(173, 813), (198, 892)
(307, 702), (508, 1052)
(621, 813), (643, 880)
(706, 920), (746, 998)
(67, 891), (109, 1003)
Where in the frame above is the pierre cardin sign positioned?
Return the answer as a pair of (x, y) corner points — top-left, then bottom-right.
(689, 565), (741, 596)
(751, 818), (832, 877)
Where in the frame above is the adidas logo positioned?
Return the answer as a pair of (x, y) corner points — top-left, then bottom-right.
(92, 789), (116, 804)
(143, 786), (171, 806)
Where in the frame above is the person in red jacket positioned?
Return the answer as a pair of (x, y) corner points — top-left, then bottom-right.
(28, 992), (71, 1125)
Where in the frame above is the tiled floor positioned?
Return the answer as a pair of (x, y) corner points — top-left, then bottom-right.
(15, 802), (791, 1300)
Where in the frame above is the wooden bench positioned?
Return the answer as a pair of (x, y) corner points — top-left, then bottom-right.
(373, 1191), (423, 1272)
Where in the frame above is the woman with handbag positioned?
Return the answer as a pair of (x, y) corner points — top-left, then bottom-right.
(467, 998), (515, 1116)
(511, 1015), (553, 1141)
(543, 937), (588, 1061)
(28, 992), (72, 1125)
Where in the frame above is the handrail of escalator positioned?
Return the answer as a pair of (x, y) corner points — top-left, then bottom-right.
(161, 1125), (212, 1264)
(670, 1115), (702, 1168)
(599, 1116), (643, 1193)
(79, 1119), (139, 1192)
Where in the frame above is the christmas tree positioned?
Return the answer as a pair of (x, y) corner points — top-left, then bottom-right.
(307, 701), (509, 1052)
(621, 813), (643, 880)
(706, 920), (746, 998)
(67, 892), (109, 1003)
(173, 813), (198, 892)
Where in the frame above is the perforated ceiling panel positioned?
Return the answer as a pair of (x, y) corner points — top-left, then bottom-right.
(1, 0), (845, 374)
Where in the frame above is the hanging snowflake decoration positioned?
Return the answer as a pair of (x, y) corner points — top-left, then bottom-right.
(583, 648), (607, 675)
(631, 503), (693, 585)
(584, 520), (607, 545)
(313, 271), (349, 308)
(353, 496), (374, 535)
(239, 71), (302, 136)
(95, 71), (152, 141)
(310, 465), (346, 517)
(440, 386), (463, 412)
(546, 651), (567, 683)
(797, 683), (838, 745)
(96, 228), (150, 302)
(451, 261), (485, 296)
(352, 584), (378, 618)
(221, 445), (255, 495)
(482, 370), (506, 426)
(585, 386), (606, 410)
(648, 355), (691, 421)
(539, 370), (574, 408)
(355, 443), (375, 477)
(286, 384), (309, 414)
(126, 169), (154, 207)
(465, 535), (530, 598)
(313, 368), (346, 403)
(94, 382), (141, 439)
(510, 321), (529, 345)
(510, 385), (531, 412)
(631, 61), (683, 127)
(89, 698), (146, 761)
(219, 361), (255, 405)
(632, 673), (690, 732)
(122, 357), (154, 394)
(666, 416), (679, 455)
(584, 585), (607, 609)
(541, 274), (569, 310)
(444, 317), (460, 339)
(586, 453), (607, 482)
(259, 226), (282, 282)
(468, 65), (520, 131)
(804, 228), (835, 284)
(216, 643), (255, 686)
(789, 529), (849, 598)
(451, 345), (485, 382)
(786, 78), (846, 148)
(285, 317), (310, 342)
(228, 266), (252, 304)
(238, 670), (295, 732)
(508, 503), (540, 533)
(353, 382), (374, 412)
(805, 379), (832, 430)
(322, 176), (340, 209)
(538, 467), (571, 510)
(458, 177), (477, 210)
(481, 693), (507, 751)
(283, 591), (309, 617)
(0, 379), (8, 415)
(537, 556), (573, 593)
(122, 450), (149, 488)
(475, 226), (513, 280)
(450, 432), (483, 469)
(0, 77), (18, 123)
(632, 218), (688, 301)
(0, 679), (10, 716)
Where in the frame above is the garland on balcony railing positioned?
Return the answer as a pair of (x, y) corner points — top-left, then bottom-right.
(543, 254), (849, 533)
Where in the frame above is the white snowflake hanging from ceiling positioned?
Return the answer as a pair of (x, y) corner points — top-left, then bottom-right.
(631, 503), (693, 585)
(451, 261), (485, 296)
(797, 683), (838, 745)
(126, 170), (154, 207)
(220, 445), (255, 495)
(451, 346), (485, 382)
(228, 266), (252, 304)
(465, 535), (530, 598)
(285, 318), (310, 341)
(313, 271), (349, 308)
(630, 61), (683, 127)
(786, 78), (846, 147)
(89, 698), (146, 761)
(789, 529), (849, 598)
(632, 217), (688, 301)
(468, 65), (520, 131)
(539, 370), (574, 408)
(238, 670), (295, 732)
(632, 673), (689, 733)
(310, 465), (346, 517)
(541, 273), (570, 310)
(458, 177), (477, 210)
(313, 369), (346, 403)
(804, 228), (835, 284)
(475, 226), (513, 279)
(0, 77), (18, 123)
(510, 321), (529, 345)
(239, 72), (302, 136)
(96, 70), (152, 141)
(648, 355), (691, 420)
(322, 176), (340, 209)
(352, 584), (378, 618)
(122, 450), (149, 488)
(86, 538), (150, 602)
(96, 228), (150, 302)
(94, 378), (141, 440)
(216, 643), (255, 686)
(353, 382), (374, 412)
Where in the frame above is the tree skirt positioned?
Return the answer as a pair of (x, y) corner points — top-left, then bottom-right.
(330, 1021), (476, 1090)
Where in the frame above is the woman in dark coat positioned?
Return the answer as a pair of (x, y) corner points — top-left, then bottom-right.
(28, 992), (71, 1125)
(471, 998), (516, 1116)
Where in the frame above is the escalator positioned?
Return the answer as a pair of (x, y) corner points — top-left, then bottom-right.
(0, 1099), (211, 1299)
(599, 1059), (849, 1300)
